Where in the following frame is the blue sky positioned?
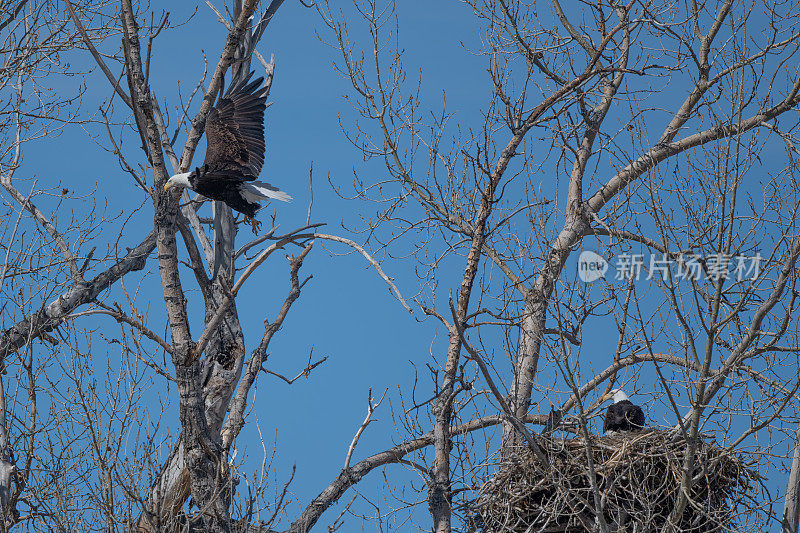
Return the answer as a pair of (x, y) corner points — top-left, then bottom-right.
(14, 0), (800, 530)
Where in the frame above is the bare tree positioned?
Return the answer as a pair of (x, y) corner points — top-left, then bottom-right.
(1, 0), (410, 530)
(0, 0), (318, 529)
(310, 0), (800, 532)
(1, 0), (799, 531)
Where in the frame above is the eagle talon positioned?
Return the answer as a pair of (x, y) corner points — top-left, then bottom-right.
(244, 216), (261, 234)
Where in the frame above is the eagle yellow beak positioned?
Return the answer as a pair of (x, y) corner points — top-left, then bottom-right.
(164, 182), (173, 192)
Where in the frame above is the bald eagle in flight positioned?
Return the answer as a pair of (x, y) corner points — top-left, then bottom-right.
(164, 73), (290, 232)
(601, 389), (645, 433)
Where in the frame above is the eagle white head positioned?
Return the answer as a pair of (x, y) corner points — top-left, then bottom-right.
(164, 172), (193, 192)
(603, 388), (630, 404)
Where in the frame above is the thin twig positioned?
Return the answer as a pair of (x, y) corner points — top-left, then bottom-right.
(263, 356), (328, 385)
(344, 388), (388, 469)
(314, 233), (412, 313)
(306, 162), (314, 225)
(448, 293), (550, 469)
(65, 0), (132, 108)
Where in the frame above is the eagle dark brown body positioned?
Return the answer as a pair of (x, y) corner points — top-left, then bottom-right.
(164, 73), (290, 232)
(602, 389), (646, 433)
(603, 399), (646, 433)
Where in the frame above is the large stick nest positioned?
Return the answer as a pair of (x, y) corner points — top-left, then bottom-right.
(470, 430), (762, 532)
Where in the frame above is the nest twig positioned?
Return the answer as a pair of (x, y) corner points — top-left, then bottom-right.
(470, 430), (762, 532)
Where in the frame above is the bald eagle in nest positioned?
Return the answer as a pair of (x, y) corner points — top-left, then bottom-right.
(601, 389), (645, 433)
(164, 73), (290, 233)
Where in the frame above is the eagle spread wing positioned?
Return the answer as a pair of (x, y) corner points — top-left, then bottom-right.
(203, 74), (268, 179)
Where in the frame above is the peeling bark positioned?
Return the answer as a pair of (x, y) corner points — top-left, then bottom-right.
(133, 2), (283, 529)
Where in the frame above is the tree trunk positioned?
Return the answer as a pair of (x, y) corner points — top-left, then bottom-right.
(783, 426), (800, 533)
(428, 334), (459, 533)
(504, 216), (588, 452)
(502, 297), (545, 454)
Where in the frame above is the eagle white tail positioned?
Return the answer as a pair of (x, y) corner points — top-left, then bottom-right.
(241, 181), (292, 203)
